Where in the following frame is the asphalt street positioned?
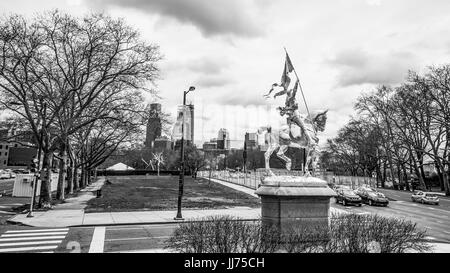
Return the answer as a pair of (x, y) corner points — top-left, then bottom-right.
(331, 189), (450, 243)
(0, 179), (14, 196)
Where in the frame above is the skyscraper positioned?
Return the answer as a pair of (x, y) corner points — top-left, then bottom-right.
(217, 128), (230, 150)
(245, 132), (258, 150)
(145, 103), (162, 148)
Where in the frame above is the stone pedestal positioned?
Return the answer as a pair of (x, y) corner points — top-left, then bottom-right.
(255, 175), (336, 234)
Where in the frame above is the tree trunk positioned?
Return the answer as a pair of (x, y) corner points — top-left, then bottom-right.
(402, 164), (410, 191)
(80, 166), (85, 189)
(73, 163), (79, 191)
(67, 160), (74, 195)
(38, 149), (53, 208)
(396, 162), (403, 190)
(87, 169), (92, 185)
(56, 141), (67, 200)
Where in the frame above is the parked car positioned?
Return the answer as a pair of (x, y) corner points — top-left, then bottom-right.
(333, 185), (351, 193)
(355, 187), (389, 206)
(335, 189), (362, 206)
(411, 191), (440, 205)
(0, 170), (11, 179)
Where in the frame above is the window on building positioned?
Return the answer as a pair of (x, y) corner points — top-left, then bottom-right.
(5, 145), (8, 149)
(4, 152), (7, 156)
(3, 160), (5, 165)
(14, 144), (18, 147)
(0, 145), (2, 149)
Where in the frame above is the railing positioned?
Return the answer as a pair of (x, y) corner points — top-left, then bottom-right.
(198, 170), (377, 191)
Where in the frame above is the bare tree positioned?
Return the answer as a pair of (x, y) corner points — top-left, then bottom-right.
(0, 11), (162, 204)
(152, 152), (164, 176)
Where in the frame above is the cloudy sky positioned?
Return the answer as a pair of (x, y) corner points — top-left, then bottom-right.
(2, 0), (450, 147)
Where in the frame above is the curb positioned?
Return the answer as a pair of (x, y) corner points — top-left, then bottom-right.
(7, 217), (262, 228)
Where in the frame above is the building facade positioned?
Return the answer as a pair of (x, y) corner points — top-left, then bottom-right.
(245, 132), (259, 150)
(145, 103), (162, 148)
(217, 128), (230, 150)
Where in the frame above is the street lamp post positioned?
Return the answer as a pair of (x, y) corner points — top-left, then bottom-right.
(175, 86), (195, 220)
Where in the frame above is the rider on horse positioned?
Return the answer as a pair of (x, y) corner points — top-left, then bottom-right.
(273, 80), (318, 145)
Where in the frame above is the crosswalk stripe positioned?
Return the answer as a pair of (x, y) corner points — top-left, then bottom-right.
(0, 236), (66, 242)
(5, 228), (69, 234)
(0, 211), (15, 215)
(1, 232), (68, 238)
(0, 240), (62, 247)
(0, 245), (58, 253)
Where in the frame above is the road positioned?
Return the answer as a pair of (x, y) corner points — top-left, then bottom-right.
(0, 178), (14, 196)
(331, 189), (450, 243)
(0, 224), (176, 253)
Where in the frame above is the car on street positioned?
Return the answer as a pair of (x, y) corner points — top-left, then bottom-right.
(335, 188), (362, 206)
(0, 170), (11, 179)
(355, 187), (389, 206)
(411, 191), (440, 205)
(333, 185), (351, 193)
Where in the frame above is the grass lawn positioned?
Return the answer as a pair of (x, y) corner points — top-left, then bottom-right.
(85, 175), (260, 212)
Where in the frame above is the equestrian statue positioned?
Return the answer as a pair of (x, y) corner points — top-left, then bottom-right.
(261, 51), (328, 176)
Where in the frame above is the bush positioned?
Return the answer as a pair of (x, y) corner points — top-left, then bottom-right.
(166, 214), (431, 253)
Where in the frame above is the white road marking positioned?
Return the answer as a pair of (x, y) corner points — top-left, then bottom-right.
(1, 232), (67, 238)
(89, 227), (105, 253)
(0, 211), (15, 215)
(105, 236), (171, 242)
(0, 236), (66, 242)
(0, 240), (62, 247)
(0, 245), (58, 253)
(5, 228), (69, 234)
(107, 248), (173, 253)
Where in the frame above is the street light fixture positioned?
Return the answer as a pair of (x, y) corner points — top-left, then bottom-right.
(175, 86), (195, 220)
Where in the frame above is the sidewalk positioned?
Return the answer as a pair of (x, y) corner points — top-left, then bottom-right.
(8, 176), (342, 227)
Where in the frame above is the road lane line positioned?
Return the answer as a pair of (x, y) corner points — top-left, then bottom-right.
(0, 245), (58, 253)
(5, 228), (69, 233)
(1, 232), (67, 237)
(0, 240), (62, 247)
(89, 227), (105, 253)
(0, 236), (66, 242)
(105, 236), (171, 242)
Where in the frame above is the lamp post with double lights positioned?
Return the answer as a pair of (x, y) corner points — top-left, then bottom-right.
(175, 86), (195, 220)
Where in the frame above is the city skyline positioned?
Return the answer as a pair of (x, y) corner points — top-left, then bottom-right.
(3, 0), (450, 147)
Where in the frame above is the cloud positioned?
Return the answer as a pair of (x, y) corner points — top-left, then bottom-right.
(216, 91), (271, 106)
(187, 57), (230, 75)
(91, 0), (264, 37)
(194, 75), (234, 88)
(327, 48), (419, 87)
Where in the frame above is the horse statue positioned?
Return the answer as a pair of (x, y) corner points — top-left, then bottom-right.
(257, 110), (328, 176)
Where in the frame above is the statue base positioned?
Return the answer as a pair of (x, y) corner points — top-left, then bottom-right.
(255, 175), (336, 238)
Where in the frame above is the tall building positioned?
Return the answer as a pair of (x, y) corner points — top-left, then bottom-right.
(145, 103), (162, 148)
(0, 126), (36, 169)
(187, 104), (194, 143)
(245, 133), (258, 150)
(217, 128), (230, 150)
(172, 104), (194, 142)
(154, 137), (173, 151)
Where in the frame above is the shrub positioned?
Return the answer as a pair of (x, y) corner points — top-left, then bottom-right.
(166, 214), (431, 253)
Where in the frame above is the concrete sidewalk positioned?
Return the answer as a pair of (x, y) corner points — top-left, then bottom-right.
(7, 176), (344, 227)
